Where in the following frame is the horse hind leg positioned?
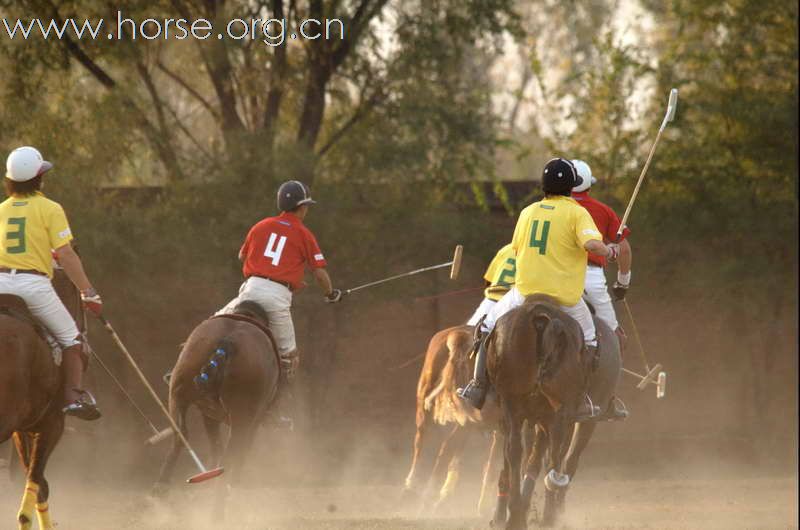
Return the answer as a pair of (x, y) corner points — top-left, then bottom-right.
(403, 402), (428, 495)
(152, 401), (189, 496)
(521, 424), (548, 522)
(202, 415), (224, 467)
(556, 421), (597, 511)
(432, 428), (469, 513)
(17, 421), (62, 530)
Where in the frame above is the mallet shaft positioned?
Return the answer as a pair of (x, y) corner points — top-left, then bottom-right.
(99, 316), (209, 474)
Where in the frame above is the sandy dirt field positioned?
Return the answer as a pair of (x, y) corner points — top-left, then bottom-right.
(2, 459), (796, 529)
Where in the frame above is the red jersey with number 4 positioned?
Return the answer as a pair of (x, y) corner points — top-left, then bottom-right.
(571, 191), (631, 268)
(240, 211), (327, 290)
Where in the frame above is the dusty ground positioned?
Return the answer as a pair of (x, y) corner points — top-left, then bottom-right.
(1, 464), (796, 529)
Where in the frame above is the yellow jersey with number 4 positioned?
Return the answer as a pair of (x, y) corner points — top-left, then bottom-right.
(0, 192), (73, 278)
(483, 243), (516, 301)
(511, 195), (601, 306)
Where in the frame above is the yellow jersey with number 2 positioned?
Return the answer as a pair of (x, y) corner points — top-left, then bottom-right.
(483, 243), (516, 302)
(511, 195), (601, 306)
(0, 192), (73, 278)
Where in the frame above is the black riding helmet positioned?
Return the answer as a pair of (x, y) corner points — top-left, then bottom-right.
(541, 158), (583, 196)
(277, 180), (316, 212)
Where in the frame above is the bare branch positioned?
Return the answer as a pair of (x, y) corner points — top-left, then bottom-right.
(156, 61), (220, 121)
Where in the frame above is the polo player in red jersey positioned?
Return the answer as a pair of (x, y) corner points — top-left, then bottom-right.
(217, 180), (341, 425)
(571, 159), (632, 420)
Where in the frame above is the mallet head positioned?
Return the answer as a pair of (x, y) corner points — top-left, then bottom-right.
(666, 88), (678, 122)
(656, 371), (667, 399)
(449, 245), (463, 280)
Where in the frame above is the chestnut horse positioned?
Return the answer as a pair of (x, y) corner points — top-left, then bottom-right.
(488, 295), (593, 530)
(403, 325), (502, 513)
(153, 301), (280, 512)
(0, 268), (84, 530)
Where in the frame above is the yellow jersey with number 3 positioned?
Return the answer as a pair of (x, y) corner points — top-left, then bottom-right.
(511, 195), (602, 306)
(0, 192), (73, 278)
(483, 243), (516, 301)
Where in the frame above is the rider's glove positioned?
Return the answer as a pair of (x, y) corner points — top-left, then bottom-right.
(81, 288), (103, 317)
(606, 243), (620, 263)
(612, 270), (631, 301)
(324, 289), (343, 304)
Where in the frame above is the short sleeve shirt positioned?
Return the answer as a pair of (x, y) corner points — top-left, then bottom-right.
(511, 195), (602, 306)
(240, 211), (327, 290)
(483, 243), (516, 301)
(0, 192), (73, 278)
(571, 191), (631, 267)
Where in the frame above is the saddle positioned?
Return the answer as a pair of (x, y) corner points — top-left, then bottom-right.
(210, 313), (282, 370)
(0, 294), (63, 364)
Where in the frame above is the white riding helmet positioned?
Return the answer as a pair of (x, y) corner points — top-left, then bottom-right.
(571, 159), (597, 192)
(6, 146), (53, 182)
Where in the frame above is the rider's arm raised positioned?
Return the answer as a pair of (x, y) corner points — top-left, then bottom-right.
(54, 243), (95, 294)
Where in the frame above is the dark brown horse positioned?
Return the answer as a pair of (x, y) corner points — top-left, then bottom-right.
(517, 314), (622, 524)
(153, 301), (280, 511)
(487, 295), (593, 530)
(403, 325), (502, 513)
(0, 269), (83, 530)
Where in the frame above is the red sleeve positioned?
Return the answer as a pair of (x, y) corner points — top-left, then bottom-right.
(605, 204), (631, 242)
(240, 225), (256, 257)
(303, 228), (328, 269)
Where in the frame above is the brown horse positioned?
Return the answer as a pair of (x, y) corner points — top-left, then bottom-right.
(487, 295), (593, 530)
(403, 325), (502, 513)
(153, 301), (280, 512)
(517, 314), (622, 524)
(0, 269), (84, 530)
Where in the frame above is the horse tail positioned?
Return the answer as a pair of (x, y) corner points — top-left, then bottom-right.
(194, 337), (236, 395)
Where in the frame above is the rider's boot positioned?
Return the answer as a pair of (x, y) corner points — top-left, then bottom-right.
(265, 353), (298, 431)
(456, 330), (490, 410)
(575, 343), (601, 422)
(61, 343), (101, 421)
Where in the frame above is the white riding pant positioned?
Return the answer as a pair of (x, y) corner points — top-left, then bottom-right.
(467, 297), (497, 326)
(0, 271), (81, 347)
(216, 276), (296, 356)
(583, 265), (619, 330)
(482, 287), (597, 346)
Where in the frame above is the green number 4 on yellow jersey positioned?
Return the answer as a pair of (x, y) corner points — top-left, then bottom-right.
(529, 220), (550, 255)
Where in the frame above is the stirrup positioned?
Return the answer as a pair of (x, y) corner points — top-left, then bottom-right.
(162, 371), (172, 385)
(456, 380), (487, 410)
(606, 396), (629, 421)
(574, 394), (600, 422)
(63, 390), (101, 421)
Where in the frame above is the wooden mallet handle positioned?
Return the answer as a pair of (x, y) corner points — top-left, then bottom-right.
(449, 245), (463, 280)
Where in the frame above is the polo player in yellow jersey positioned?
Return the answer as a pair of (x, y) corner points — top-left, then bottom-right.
(0, 146), (103, 420)
(466, 243), (515, 326)
(458, 158), (619, 419)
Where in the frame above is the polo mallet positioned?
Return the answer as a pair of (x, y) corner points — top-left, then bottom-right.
(87, 344), (164, 438)
(617, 88), (678, 240)
(98, 315), (224, 483)
(76, 302), (164, 440)
(620, 300), (667, 399)
(345, 244), (463, 295)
